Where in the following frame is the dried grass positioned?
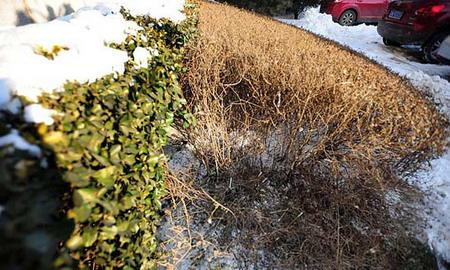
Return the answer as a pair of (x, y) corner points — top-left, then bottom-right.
(174, 1), (447, 268)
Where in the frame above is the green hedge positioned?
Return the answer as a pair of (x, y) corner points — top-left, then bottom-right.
(0, 6), (196, 270)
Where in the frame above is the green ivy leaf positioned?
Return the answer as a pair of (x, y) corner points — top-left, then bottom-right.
(100, 226), (118, 240)
(73, 188), (98, 206)
(69, 204), (92, 222)
(82, 228), (98, 247)
(66, 234), (83, 250)
(93, 166), (117, 187)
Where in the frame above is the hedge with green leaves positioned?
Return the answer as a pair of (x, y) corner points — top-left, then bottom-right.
(0, 6), (196, 270)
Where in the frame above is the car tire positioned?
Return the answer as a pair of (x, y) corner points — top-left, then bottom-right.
(338, 10), (357, 26)
(383, 38), (401, 47)
(423, 32), (449, 64)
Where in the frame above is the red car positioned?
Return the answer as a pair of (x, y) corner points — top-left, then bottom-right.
(377, 0), (450, 63)
(320, 0), (390, 26)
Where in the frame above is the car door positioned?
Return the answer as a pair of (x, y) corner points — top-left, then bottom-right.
(357, 0), (389, 21)
(374, 0), (389, 18)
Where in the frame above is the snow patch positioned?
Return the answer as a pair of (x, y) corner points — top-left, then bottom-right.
(0, 0), (186, 104)
(406, 72), (450, 118)
(0, 130), (41, 156)
(24, 104), (56, 125)
(115, 0), (186, 23)
(0, 16), (130, 102)
(133, 47), (152, 68)
(411, 150), (450, 262)
(4, 98), (22, 114)
(0, 80), (11, 107)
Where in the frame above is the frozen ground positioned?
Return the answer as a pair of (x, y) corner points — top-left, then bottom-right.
(160, 140), (308, 270)
(281, 8), (450, 265)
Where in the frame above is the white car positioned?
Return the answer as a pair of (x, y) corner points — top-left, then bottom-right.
(437, 35), (450, 64)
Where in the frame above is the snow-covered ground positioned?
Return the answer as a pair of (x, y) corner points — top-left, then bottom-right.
(0, 0), (187, 27)
(281, 8), (450, 264)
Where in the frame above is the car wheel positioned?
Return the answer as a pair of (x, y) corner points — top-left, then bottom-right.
(423, 32), (449, 64)
(338, 10), (357, 26)
(383, 38), (401, 47)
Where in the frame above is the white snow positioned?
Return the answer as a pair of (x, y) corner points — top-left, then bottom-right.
(0, 0), (185, 27)
(0, 8), (133, 102)
(0, 1), (186, 105)
(406, 72), (450, 116)
(411, 150), (450, 261)
(64, 0), (187, 23)
(280, 7), (450, 263)
(24, 104), (56, 125)
(133, 47), (152, 68)
(114, 0), (186, 23)
(0, 0), (186, 157)
(0, 80), (11, 107)
(5, 98), (21, 114)
(133, 47), (160, 68)
(0, 130), (41, 156)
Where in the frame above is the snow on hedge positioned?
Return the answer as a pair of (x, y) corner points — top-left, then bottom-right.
(281, 8), (450, 263)
(0, 129), (42, 156)
(116, 0), (186, 22)
(0, 0), (185, 152)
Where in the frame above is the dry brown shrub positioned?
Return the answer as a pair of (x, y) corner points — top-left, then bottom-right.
(177, 1), (447, 269)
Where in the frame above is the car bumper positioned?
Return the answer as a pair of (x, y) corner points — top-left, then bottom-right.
(377, 20), (429, 45)
(320, 3), (340, 22)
